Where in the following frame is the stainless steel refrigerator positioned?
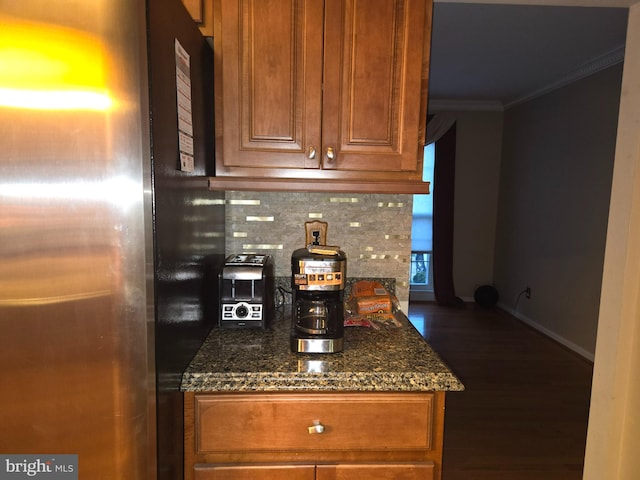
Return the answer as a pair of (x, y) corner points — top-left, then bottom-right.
(0, 1), (223, 479)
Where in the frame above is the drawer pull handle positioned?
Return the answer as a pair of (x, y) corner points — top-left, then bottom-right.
(308, 420), (325, 434)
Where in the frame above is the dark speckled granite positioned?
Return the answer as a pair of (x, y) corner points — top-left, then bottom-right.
(180, 309), (464, 393)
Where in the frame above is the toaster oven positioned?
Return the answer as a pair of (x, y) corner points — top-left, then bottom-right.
(219, 254), (274, 328)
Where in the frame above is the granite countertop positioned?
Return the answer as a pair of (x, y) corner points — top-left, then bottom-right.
(180, 309), (464, 393)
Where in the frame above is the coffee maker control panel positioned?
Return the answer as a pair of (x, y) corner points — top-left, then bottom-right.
(294, 271), (343, 288)
(293, 259), (346, 291)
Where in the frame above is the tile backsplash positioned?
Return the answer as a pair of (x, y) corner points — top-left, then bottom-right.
(224, 191), (413, 305)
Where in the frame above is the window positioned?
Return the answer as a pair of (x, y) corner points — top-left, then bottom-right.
(410, 143), (434, 297)
(410, 251), (431, 285)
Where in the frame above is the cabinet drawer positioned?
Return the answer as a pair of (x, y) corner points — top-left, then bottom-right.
(316, 462), (434, 480)
(193, 462), (434, 480)
(194, 393), (434, 454)
(194, 463), (315, 480)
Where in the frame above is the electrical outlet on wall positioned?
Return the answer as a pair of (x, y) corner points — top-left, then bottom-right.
(525, 287), (531, 299)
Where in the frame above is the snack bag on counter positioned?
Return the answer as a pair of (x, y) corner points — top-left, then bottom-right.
(344, 280), (402, 328)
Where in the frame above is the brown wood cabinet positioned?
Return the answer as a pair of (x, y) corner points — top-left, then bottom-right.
(184, 392), (445, 480)
(209, 0), (433, 193)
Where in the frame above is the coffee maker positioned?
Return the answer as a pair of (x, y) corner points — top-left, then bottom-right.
(290, 222), (346, 353)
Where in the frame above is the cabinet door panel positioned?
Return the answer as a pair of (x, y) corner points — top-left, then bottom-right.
(316, 462), (435, 480)
(323, 0), (430, 172)
(195, 464), (315, 480)
(217, 0), (323, 170)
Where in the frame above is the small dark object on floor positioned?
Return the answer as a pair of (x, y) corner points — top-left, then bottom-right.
(474, 285), (499, 308)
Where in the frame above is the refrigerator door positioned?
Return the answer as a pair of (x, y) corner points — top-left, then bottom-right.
(0, 1), (156, 478)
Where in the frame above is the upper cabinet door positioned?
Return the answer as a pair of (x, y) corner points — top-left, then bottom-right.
(216, 0), (324, 171)
(212, 0), (432, 192)
(322, 0), (429, 173)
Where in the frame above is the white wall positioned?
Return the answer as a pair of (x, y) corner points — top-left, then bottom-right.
(451, 111), (503, 299)
(493, 64), (623, 358)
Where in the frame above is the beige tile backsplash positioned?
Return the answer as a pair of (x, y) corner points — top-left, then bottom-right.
(225, 191), (413, 304)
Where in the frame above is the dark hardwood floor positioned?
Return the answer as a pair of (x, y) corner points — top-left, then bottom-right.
(407, 302), (594, 480)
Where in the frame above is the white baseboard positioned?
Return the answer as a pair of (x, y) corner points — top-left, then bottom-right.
(497, 302), (595, 362)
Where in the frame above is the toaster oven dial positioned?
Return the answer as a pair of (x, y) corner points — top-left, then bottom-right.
(233, 302), (250, 319)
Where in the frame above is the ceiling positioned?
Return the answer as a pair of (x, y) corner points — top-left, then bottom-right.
(428, 2), (630, 110)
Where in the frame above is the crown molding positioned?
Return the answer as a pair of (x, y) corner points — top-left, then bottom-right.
(505, 44), (626, 109)
(429, 44), (626, 113)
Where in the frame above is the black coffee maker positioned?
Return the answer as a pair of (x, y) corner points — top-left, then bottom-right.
(290, 222), (346, 353)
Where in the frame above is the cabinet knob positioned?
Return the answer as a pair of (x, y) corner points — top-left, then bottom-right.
(308, 146), (317, 160)
(308, 420), (325, 434)
(325, 147), (335, 163)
